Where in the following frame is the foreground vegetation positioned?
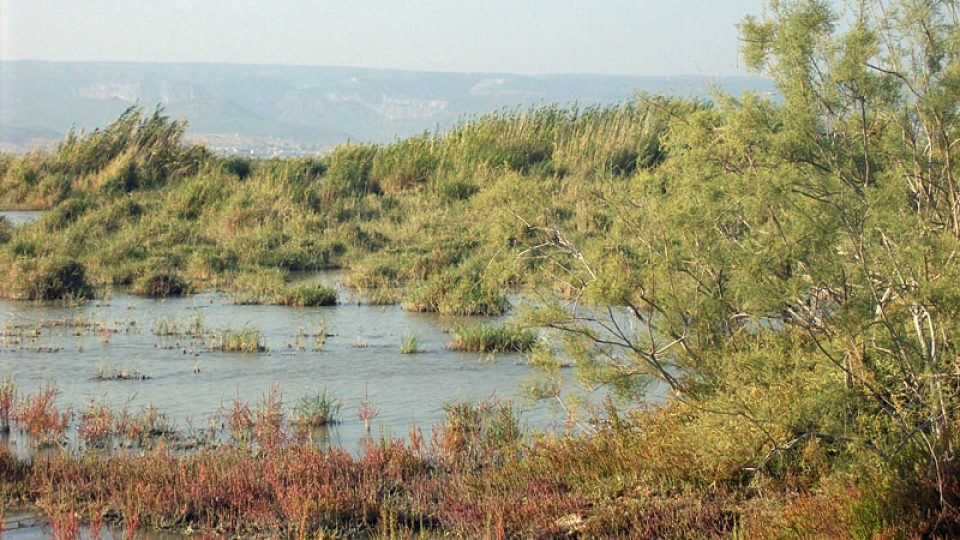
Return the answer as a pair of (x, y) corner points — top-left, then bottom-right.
(2, 0), (960, 536)
(0, 384), (896, 539)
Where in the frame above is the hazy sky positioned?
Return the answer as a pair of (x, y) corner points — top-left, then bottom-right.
(0, 1), (767, 76)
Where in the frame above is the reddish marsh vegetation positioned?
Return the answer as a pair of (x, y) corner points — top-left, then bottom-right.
(0, 385), (956, 538)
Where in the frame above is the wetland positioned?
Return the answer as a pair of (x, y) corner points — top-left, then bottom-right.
(1, 3), (960, 535)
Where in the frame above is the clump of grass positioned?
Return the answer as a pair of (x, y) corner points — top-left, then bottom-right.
(228, 269), (286, 305)
(399, 332), (420, 354)
(449, 323), (536, 353)
(402, 270), (508, 316)
(368, 288), (400, 306)
(95, 362), (149, 381)
(184, 312), (207, 337)
(210, 328), (267, 353)
(122, 403), (176, 446)
(313, 320), (328, 351)
(0, 375), (17, 433)
(437, 399), (522, 460)
(293, 389), (342, 427)
(153, 318), (180, 337)
(133, 272), (191, 297)
(274, 284), (337, 307)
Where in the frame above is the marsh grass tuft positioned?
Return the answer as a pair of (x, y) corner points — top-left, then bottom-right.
(449, 323), (535, 353)
(399, 332), (420, 354)
(293, 389), (342, 428)
(209, 328), (267, 353)
(94, 363), (149, 381)
(0, 375), (16, 433)
(275, 284), (337, 307)
(313, 320), (328, 351)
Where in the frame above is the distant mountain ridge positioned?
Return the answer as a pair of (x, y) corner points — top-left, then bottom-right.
(0, 60), (775, 155)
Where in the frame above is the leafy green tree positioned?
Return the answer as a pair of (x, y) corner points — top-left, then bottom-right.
(525, 1), (960, 524)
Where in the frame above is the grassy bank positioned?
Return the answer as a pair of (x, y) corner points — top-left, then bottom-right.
(0, 99), (668, 314)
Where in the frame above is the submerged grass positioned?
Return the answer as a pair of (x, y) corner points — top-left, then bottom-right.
(94, 363), (149, 381)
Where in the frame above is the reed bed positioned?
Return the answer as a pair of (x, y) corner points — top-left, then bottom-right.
(0, 100), (669, 317)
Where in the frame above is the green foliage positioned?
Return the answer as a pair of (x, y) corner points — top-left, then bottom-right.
(0, 217), (12, 245)
(325, 144), (380, 196)
(221, 156), (253, 180)
(437, 399), (522, 461)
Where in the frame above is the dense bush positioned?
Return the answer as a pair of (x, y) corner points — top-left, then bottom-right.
(4, 257), (93, 300)
(133, 272), (191, 297)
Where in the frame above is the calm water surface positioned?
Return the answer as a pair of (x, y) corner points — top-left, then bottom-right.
(0, 211), (43, 226)
(0, 278), (568, 453)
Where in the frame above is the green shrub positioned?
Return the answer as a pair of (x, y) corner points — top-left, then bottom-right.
(6, 257), (93, 300)
(39, 197), (91, 231)
(501, 140), (553, 172)
(0, 218), (12, 244)
(222, 156), (253, 180)
(100, 161), (141, 195)
(371, 135), (439, 193)
(434, 179), (478, 200)
(9, 237), (38, 257)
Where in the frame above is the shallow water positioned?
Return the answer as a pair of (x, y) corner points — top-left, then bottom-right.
(0, 211), (43, 226)
(0, 277), (568, 454)
(2, 510), (185, 540)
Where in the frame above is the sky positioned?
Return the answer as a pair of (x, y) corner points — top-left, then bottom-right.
(0, 0), (768, 76)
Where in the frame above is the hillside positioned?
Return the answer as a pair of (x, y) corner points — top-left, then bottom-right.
(0, 60), (774, 154)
